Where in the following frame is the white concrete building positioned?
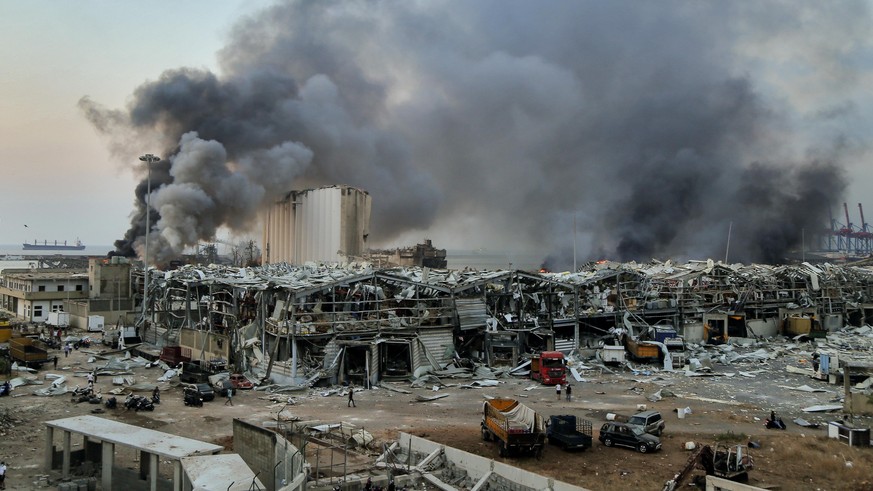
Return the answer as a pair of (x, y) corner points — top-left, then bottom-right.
(0, 268), (88, 323)
(262, 185), (371, 265)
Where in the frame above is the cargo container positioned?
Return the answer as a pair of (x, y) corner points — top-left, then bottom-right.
(87, 315), (105, 332)
(46, 311), (70, 328)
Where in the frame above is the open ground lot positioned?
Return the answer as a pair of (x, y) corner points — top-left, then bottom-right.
(1, 339), (872, 491)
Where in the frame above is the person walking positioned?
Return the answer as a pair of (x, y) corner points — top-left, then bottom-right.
(348, 385), (356, 407)
(0, 460), (7, 490)
(565, 384), (572, 402)
(555, 383), (562, 401)
(224, 387), (234, 406)
(53, 356), (58, 370)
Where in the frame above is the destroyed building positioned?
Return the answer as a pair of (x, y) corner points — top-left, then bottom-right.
(364, 239), (448, 269)
(128, 258), (873, 394)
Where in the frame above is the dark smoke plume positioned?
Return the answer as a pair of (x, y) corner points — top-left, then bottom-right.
(81, 1), (865, 267)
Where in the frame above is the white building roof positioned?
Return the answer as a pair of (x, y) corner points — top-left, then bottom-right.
(45, 415), (223, 459)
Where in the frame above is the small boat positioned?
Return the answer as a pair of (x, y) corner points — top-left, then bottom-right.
(0, 255), (25, 261)
(22, 239), (86, 251)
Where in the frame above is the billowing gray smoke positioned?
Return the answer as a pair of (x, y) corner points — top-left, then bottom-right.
(81, 1), (861, 267)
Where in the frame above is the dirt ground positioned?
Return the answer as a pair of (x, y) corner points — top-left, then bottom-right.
(2, 340), (873, 491)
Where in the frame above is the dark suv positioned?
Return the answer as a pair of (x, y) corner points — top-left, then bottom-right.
(189, 383), (215, 402)
(599, 422), (662, 453)
(627, 410), (665, 436)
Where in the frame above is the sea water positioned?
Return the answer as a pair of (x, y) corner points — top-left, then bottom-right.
(0, 244), (114, 272)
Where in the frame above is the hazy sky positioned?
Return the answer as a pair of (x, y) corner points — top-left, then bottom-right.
(0, 1), (254, 247)
(3, 1), (873, 267)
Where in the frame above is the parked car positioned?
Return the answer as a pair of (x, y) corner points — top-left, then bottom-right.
(229, 373), (253, 390)
(599, 422), (662, 453)
(188, 383), (215, 402)
(626, 410), (665, 436)
(213, 379), (232, 397)
(213, 373), (253, 396)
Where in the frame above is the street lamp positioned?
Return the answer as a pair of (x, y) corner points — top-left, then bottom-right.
(139, 154), (160, 332)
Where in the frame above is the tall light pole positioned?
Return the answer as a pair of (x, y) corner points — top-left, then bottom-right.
(139, 154), (160, 332)
(573, 213), (577, 273)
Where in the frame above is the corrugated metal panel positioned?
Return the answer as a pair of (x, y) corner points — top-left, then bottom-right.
(554, 338), (576, 353)
(455, 298), (487, 331)
(416, 328), (454, 370)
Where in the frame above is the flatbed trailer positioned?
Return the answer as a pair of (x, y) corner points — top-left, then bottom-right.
(547, 415), (593, 451)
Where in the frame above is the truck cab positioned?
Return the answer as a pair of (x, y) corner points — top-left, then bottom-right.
(530, 351), (566, 385)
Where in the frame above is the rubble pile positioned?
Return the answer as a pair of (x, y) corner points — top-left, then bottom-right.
(0, 407), (24, 436)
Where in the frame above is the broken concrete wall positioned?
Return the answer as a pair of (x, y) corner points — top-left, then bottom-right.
(683, 321), (705, 343)
(848, 391), (873, 416)
(179, 327), (231, 363)
(747, 318), (778, 338)
(397, 432), (590, 491)
(705, 475), (768, 490)
(233, 418), (305, 491)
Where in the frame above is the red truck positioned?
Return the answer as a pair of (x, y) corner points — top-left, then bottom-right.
(530, 351), (566, 385)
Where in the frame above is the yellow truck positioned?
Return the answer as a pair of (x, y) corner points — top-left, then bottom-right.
(481, 398), (546, 457)
(9, 337), (50, 367)
(624, 335), (661, 362)
(0, 322), (11, 343)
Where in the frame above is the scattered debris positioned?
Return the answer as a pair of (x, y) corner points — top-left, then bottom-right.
(414, 393), (449, 402)
(793, 418), (821, 428)
(802, 404), (843, 413)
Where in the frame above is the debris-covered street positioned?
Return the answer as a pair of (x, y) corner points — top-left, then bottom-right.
(1, 326), (872, 490)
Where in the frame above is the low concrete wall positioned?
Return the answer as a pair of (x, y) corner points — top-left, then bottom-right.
(234, 419), (280, 491)
(233, 418), (306, 491)
(705, 475), (766, 490)
(848, 391), (873, 416)
(398, 432), (590, 491)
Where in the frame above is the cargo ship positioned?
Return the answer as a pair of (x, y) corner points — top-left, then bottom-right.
(22, 239), (86, 251)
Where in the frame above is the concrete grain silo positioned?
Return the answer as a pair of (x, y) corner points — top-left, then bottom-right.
(262, 185), (371, 264)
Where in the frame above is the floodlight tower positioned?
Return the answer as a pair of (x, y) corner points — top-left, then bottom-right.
(138, 154), (161, 332)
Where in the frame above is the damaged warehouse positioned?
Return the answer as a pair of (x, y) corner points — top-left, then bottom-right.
(125, 257), (873, 396)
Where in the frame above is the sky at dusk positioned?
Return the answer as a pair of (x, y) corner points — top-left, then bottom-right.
(0, 1), (254, 248)
(2, 1), (873, 267)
